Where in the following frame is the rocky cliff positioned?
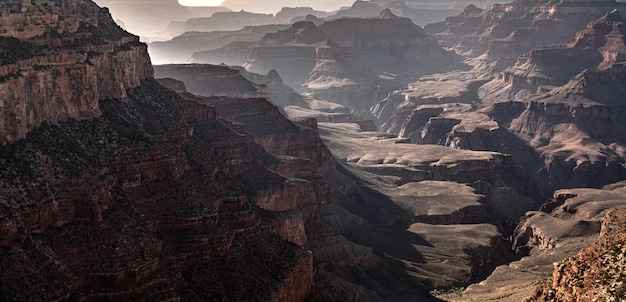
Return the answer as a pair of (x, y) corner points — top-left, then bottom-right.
(441, 182), (626, 301)
(0, 77), (315, 301)
(0, 0), (153, 144)
(531, 207), (626, 301)
(480, 9), (626, 104)
(0, 1), (314, 300)
(425, 0), (626, 60)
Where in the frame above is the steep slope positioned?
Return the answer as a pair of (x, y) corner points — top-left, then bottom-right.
(0, 1), (314, 300)
(0, 0), (153, 144)
(531, 206), (626, 301)
(425, 0), (626, 60)
(153, 64), (311, 110)
(156, 63), (542, 300)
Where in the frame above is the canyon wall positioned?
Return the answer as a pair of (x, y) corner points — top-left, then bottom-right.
(425, 0), (626, 60)
(0, 0), (153, 144)
(0, 1), (315, 300)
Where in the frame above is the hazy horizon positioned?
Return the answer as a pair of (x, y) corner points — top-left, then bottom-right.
(179, 0), (355, 13)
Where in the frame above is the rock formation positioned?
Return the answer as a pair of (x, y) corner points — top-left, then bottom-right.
(531, 206), (626, 301)
(148, 25), (290, 64)
(425, 0), (626, 60)
(0, 0), (153, 145)
(0, 1), (315, 300)
(376, 11), (626, 191)
(441, 182), (626, 301)
(191, 11), (465, 115)
(480, 9), (626, 104)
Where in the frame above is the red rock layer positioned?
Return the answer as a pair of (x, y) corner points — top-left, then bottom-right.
(0, 78), (314, 301)
(0, 0), (153, 144)
(531, 208), (626, 301)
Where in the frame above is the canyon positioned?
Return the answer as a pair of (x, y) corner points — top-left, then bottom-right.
(4, 0), (626, 301)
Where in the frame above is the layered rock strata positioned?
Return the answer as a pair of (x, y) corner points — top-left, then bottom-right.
(441, 182), (626, 302)
(425, 0), (626, 60)
(191, 11), (465, 115)
(0, 0), (153, 144)
(0, 1), (314, 300)
(531, 206), (626, 301)
(0, 77), (315, 301)
(480, 9), (626, 104)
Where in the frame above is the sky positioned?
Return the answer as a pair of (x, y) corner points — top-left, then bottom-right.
(178, 0), (355, 13)
(178, 0), (223, 6)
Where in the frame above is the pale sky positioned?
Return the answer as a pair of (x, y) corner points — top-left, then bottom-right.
(178, 0), (223, 6)
(177, 0), (354, 13)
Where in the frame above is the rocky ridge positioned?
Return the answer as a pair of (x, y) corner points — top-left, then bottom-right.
(531, 206), (626, 301)
(376, 11), (626, 191)
(479, 8), (626, 104)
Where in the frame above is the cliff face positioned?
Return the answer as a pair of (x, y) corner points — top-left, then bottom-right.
(0, 0), (153, 144)
(480, 9), (626, 104)
(0, 1), (314, 300)
(0, 77), (315, 301)
(425, 1), (626, 60)
(191, 13), (466, 115)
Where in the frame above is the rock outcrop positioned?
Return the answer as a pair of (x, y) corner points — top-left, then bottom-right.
(0, 0), (153, 144)
(441, 182), (626, 302)
(531, 206), (626, 301)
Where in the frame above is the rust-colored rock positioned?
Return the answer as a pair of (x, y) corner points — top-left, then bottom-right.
(0, 1), (315, 301)
(0, 0), (153, 144)
(531, 207), (626, 301)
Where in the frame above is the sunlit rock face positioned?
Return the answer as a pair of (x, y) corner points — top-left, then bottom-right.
(0, 0), (153, 144)
(425, 0), (626, 60)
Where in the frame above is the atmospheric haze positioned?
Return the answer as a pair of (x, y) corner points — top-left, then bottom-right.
(180, 0), (355, 13)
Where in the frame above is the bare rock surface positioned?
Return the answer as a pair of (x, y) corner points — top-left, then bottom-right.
(0, 0), (153, 144)
(441, 182), (626, 301)
(479, 9), (626, 104)
(531, 206), (626, 301)
(315, 121), (554, 290)
(0, 1), (318, 300)
(425, 0), (626, 60)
